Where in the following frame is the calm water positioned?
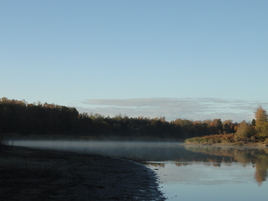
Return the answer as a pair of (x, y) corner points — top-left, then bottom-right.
(13, 141), (268, 201)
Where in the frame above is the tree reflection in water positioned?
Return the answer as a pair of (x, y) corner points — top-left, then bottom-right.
(184, 146), (268, 185)
(145, 145), (268, 185)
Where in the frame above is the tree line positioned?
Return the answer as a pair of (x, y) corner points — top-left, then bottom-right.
(0, 97), (239, 140)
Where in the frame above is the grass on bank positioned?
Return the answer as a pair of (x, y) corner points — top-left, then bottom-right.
(185, 134), (235, 145)
(184, 133), (268, 146)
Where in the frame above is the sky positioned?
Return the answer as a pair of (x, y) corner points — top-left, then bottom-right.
(1, 0), (268, 122)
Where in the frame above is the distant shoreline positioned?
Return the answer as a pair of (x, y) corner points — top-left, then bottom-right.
(184, 133), (268, 148)
(184, 142), (268, 149)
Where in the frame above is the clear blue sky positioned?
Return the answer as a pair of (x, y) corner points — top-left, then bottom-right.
(1, 1), (268, 122)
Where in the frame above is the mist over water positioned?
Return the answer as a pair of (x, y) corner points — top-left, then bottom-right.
(13, 140), (268, 201)
(13, 140), (184, 161)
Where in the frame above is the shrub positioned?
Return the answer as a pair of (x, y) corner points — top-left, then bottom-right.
(235, 121), (253, 140)
(221, 139), (231, 143)
(207, 139), (213, 144)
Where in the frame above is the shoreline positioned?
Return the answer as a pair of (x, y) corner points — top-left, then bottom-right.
(0, 146), (165, 201)
(183, 142), (268, 149)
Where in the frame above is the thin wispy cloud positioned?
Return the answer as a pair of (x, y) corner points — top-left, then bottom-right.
(76, 98), (268, 122)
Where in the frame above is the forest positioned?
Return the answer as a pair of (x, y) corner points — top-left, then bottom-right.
(0, 97), (243, 140)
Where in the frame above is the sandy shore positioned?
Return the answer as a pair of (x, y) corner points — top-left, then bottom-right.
(0, 146), (164, 201)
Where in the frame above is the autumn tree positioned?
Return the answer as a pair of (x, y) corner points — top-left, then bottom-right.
(235, 121), (253, 140)
(255, 106), (268, 138)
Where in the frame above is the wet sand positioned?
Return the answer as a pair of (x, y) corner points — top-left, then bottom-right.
(0, 146), (164, 201)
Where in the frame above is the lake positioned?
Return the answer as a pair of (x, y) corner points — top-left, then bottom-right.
(13, 141), (268, 201)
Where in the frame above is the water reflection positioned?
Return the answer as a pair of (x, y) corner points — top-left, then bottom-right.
(145, 145), (268, 185)
(184, 145), (268, 185)
(143, 145), (268, 201)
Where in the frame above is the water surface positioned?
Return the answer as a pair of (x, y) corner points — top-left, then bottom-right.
(13, 140), (268, 201)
